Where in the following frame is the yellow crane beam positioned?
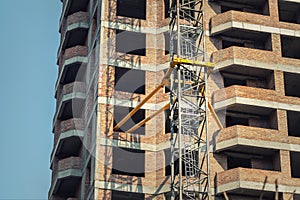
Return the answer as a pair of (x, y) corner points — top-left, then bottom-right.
(127, 103), (170, 133)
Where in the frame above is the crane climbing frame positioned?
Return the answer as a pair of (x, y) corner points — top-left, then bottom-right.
(113, 0), (221, 199)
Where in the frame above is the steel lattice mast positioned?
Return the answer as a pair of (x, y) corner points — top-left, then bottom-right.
(169, 0), (212, 199)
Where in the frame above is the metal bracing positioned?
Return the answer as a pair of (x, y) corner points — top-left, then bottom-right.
(169, 0), (212, 199)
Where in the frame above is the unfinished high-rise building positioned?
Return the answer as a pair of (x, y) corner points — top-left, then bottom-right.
(49, 0), (300, 199)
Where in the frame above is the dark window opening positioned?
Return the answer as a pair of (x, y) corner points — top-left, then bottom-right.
(164, 0), (170, 18)
(222, 40), (244, 49)
(278, 0), (300, 24)
(226, 115), (249, 127)
(112, 147), (145, 177)
(290, 151), (300, 178)
(114, 106), (145, 135)
(287, 111), (300, 137)
(223, 77), (247, 87)
(227, 156), (251, 169)
(222, 70), (275, 90)
(281, 35), (300, 59)
(227, 152), (280, 171)
(164, 148), (186, 176)
(165, 109), (171, 134)
(116, 0), (146, 19)
(221, 33), (272, 51)
(284, 72), (300, 98)
(219, 1), (269, 15)
(225, 109), (278, 130)
(221, 5), (242, 13)
(116, 30), (146, 56)
(114, 67), (145, 94)
(112, 190), (145, 200)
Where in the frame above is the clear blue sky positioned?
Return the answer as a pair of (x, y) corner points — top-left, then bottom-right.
(0, 0), (61, 199)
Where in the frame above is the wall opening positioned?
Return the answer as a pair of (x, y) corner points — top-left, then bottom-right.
(290, 151), (300, 178)
(225, 109), (278, 130)
(116, 30), (146, 56)
(112, 147), (145, 177)
(221, 33), (272, 51)
(113, 105), (145, 135)
(227, 151), (281, 171)
(227, 156), (251, 169)
(278, 0), (300, 24)
(164, 0), (170, 18)
(222, 70), (275, 90)
(112, 190), (145, 200)
(114, 67), (145, 94)
(116, 0), (146, 19)
(281, 36), (300, 59)
(284, 72), (300, 98)
(287, 111), (300, 137)
(218, 0), (269, 15)
(164, 148), (186, 176)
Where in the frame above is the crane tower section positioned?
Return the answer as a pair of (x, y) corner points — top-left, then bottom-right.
(169, 0), (212, 199)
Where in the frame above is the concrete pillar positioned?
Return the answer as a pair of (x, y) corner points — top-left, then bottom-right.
(272, 34), (282, 56)
(280, 150), (291, 178)
(274, 70), (285, 95)
(268, 0), (279, 20)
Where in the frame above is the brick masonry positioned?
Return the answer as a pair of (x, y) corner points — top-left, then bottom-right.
(50, 0), (300, 199)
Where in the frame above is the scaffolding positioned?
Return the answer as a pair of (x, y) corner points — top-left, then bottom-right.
(169, 0), (212, 199)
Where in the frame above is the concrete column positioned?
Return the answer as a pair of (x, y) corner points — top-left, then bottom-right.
(274, 70), (285, 94)
(268, 0), (279, 20)
(280, 150), (291, 178)
(277, 109), (288, 134)
(272, 34), (282, 56)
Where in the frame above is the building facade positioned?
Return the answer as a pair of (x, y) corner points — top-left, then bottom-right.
(49, 0), (300, 199)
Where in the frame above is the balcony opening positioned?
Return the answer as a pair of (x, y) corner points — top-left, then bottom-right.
(226, 115), (249, 127)
(68, 1), (89, 16)
(116, 30), (146, 56)
(59, 99), (85, 121)
(287, 111), (300, 137)
(112, 190), (145, 200)
(164, 148), (186, 176)
(227, 156), (251, 169)
(222, 70), (275, 90)
(227, 151), (281, 171)
(225, 109), (278, 130)
(221, 32), (272, 51)
(290, 151), (300, 178)
(112, 147), (145, 177)
(114, 67), (145, 94)
(116, 0), (146, 20)
(218, 0), (269, 15)
(278, 0), (300, 24)
(284, 72), (300, 98)
(281, 35), (300, 59)
(113, 105), (145, 135)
